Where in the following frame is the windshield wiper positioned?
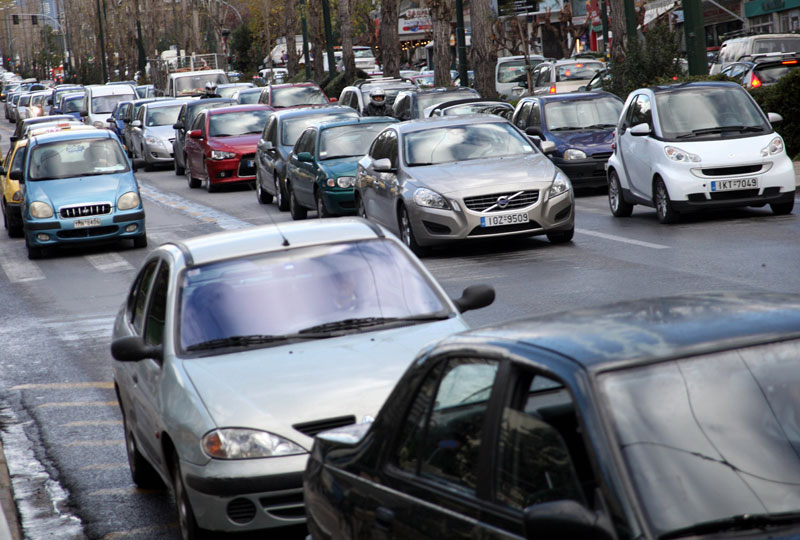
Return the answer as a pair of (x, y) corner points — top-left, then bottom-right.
(677, 125), (765, 138)
(584, 123), (616, 129)
(298, 314), (451, 335)
(322, 155), (360, 160)
(185, 332), (331, 352)
(660, 512), (800, 539)
(550, 126), (585, 131)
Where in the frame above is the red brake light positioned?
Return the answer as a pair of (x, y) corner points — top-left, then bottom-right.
(781, 60), (798, 65)
(751, 74), (762, 88)
(575, 64), (584, 68)
(672, 76), (678, 80)
(549, 84), (557, 94)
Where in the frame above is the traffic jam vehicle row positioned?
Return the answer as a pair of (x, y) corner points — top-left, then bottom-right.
(0, 58), (798, 540)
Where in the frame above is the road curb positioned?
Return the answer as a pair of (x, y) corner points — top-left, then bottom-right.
(0, 439), (21, 540)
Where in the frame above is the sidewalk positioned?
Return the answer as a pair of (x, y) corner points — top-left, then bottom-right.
(795, 160), (800, 187)
(0, 440), (21, 540)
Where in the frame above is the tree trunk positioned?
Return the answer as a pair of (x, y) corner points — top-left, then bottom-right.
(429, 0), (453, 87)
(308, 0), (326, 81)
(380, 0), (400, 78)
(609, 0), (628, 65)
(470, 0), (498, 98)
(284, 0), (299, 77)
(339, 0), (357, 79)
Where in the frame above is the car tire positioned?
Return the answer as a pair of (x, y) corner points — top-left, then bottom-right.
(171, 454), (207, 540)
(123, 412), (162, 489)
(654, 177), (678, 224)
(174, 155), (185, 176)
(356, 195), (367, 220)
(398, 205), (428, 257)
(133, 234), (148, 249)
(256, 174), (273, 204)
(289, 184), (307, 220)
(608, 170), (633, 217)
(771, 199), (794, 216)
(26, 240), (45, 260)
(144, 159), (154, 173)
(275, 175), (289, 211)
(547, 227), (574, 244)
(315, 190), (331, 218)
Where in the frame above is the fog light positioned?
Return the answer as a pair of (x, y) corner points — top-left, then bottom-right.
(125, 224), (138, 233)
(36, 233), (50, 241)
(217, 170), (232, 178)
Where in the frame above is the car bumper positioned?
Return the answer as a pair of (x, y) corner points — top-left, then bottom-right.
(24, 210), (146, 247)
(320, 188), (357, 215)
(181, 453), (307, 532)
(207, 157), (257, 185)
(552, 157), (609, 188)
(143, 142), (174, 163)
(407, 189), (575, 247)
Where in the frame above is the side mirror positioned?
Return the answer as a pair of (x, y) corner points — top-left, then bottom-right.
(577, 85), (587, 92)
(329, 97), (338, 102)
(258, 140), (274, 151)
(9, 136), (17, 144)
(541, 141), (556, 154)
(0, 165), (6, 176)
(768, 112), (783, 124)
(111, 335), (163, 363)
(9, 170), (22, 181)
(523, 500), (613, 540)
(47, 98), (53, 105)
(173, 121), (184, 130)
(525, 126), (543, 138)
(131, 120), (142, 128)
(189, 129), (203, 139)
(452, 284), (495, 313)
(630, 123), (651, 136)
(107, 117), (114, 123)
(297, 151), (314, 162)
(372, 158), (394, 172)
(79, 109), (87, 117)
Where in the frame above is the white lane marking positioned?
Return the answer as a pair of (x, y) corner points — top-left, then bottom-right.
(0, 247), (46, 282)
(85, 252), (134, 273)
(40, 315), (116, 343)
(138, 182), (253, 230)
(576, 229), (670, 249)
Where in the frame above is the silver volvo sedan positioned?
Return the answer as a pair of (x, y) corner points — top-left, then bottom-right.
(355, 115), (575, 255)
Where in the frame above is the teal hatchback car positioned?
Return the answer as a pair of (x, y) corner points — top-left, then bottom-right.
(17, 129), (146, 259)
(285, 116), (397, 219)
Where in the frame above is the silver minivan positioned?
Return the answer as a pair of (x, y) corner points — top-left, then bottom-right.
(709, 33), (800, 74)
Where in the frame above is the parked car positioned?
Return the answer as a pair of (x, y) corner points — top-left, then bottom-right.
(525, 59), (606, 96)
(172, 97), (236, 176)
(579, 67), (610, 92)
(355, 115), (574, 255)
(234, 87), (262, 104)
(11, 115), (80, 145)
(217, 82), (255, 98)
(185, 104), (273, 191)
(18, 129), (145, 259)
(49, 85), (82, 115)
(392, 87), (481, 121)
(0, 138), (28, 237)
(0, 82), (20, 102)
(106, 101), (131, 142)
(720, 53), (800, 89)
(285, 116), (398, 219)
(606, 82), (795, 223)
(709, 33), (800, 74)
(496, 54), (547, 97)
(257, 82), (334, 108)
(255, 105), (359, 210)
(81, 84), (137, 129)
(120, 98), (165, 158)
(305, 291), (800, 540)
(338, 78), (416, 115)
(425, 98), (515, 119)
(13, 93), (32, 123)
(6, 92), (23, 122)
(110, 217), (493, 539)
(17, 90), (52, 120)
(59, 93), (85, 122)
(128, 99), (188, 171)
(512, 92), (624, 189)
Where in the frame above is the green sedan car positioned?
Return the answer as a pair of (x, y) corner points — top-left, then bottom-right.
(285, 116), (397, 219)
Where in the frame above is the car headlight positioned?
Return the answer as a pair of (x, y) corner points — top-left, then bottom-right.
(413, 187), (448, 209)
(327, 176), (356, 188)
(117, 191), (140, 210)
(547, 171), (572, 199)
(11, 190), (22, 202)
(145, 136), (164, 146)
(29, 201), (54, 219)
(211, 150), (236, 160)
(760, 137), (784, 157)
(202, 428), (306, 459)
(92, 121), (105, 129)
(563, 148), (587, 160)
(664, 145), (701, 163)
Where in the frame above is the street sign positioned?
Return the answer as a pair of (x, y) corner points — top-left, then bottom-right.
(498, 0), (538, 16)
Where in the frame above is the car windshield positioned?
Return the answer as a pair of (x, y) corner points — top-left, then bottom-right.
(208, 110), (269, 137)
(186, 101), (233, 126)
(31, 94), (47, 106)
(544, 97), (622, 130)
(175, 73), (228, 95)
(145, 105), (182, 127)
(218, 84), (253, 98)
(92, 94), (133, 114)
(442, 103), (513, 116)
(754, 62), (799, 84)
(237, 90), (261, 104)
(497, 59), (543, 83)
(404, 122), (535, 166)
(655, 86), (770, 140)
(178, 240), (449, 352)
(282, 112), (357, 146)
(319, 123), (394, 159)
(599, 339), (800, 537)
(28, 138), (129, 180)
(63, 98), (82, 113)
(271, 86), (329, 107)
(412, 75), (434, 88)
(354, 49), (374, 58)
(556, 62), (604, 81)
(415, 90), (479, 116)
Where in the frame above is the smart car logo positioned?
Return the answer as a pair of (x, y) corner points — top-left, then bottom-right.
(497, 196), (510, 209)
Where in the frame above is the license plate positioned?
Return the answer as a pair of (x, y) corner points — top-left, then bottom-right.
(710, 178), (758, 192)
(74, 218), (101, 228)
(246, 160), (254, 168)
(480, 213), (530, 227)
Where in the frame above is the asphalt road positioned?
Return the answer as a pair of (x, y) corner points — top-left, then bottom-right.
(0, 117), (798, 539)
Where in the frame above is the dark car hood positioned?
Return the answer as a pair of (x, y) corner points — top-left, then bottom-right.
(548, 129), (614, 155)
(209, 133), (261, 154)
(320, 157), (359, 177)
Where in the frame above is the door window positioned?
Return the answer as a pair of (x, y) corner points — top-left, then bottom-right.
(294, 129), (315, 157)
(144, 264), (169, 348)
(370, 131), (390, 160)
(190, 112), (205, 135)
(629, 94), (652, 128)
(515, 102), (532, 129)
(385, 131), (398, 169)
(127, 260), (159, 335)
(530, 101), (541, 125)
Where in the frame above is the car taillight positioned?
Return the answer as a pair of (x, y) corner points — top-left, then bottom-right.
(781, 60), (798, 65)
(549, 84), (557, 94)
(751, 74), (762, 88)
(611, 130), (616, 152)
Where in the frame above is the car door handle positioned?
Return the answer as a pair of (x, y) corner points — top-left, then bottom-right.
(375, 506), (394, 531)
(132, 374), (138, 384)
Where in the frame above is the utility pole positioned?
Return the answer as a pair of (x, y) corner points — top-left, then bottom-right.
(95, 0), (107, 82)
(320, 0), (335, 74)
(454, 0), (468, 85)
(682, 0), (706, 75)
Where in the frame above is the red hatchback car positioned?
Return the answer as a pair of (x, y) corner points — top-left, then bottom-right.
(257, 82), (336, 108)
(185, 104), (273, 192)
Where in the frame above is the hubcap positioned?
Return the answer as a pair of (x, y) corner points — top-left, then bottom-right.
(656, 184), (667, 216)
(174, 468), (189, 540)
(401, 211), (411, 246)
(609, 176), (619, 210)
(317, 195), (324, 217)
(275, 178), (281, 206)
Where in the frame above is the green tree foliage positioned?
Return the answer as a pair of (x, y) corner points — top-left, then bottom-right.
(608, 23), (682, 98)
(229, 24), (255, 73)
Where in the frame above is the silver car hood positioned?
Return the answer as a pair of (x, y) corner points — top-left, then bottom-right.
(146, 125), (174, 141)
(182, 317), (467, 448)
(407, 153), (557, 195)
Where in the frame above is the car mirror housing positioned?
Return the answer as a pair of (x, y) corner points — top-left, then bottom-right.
(630, 123), (651, 136)
(79, 109), (88, 117)
(131, 120), (142, 128)
(189, 129), (203, 139)
(9, 170), (22, 181)
(297, 151), (314, 162)
(526, 126), (543, 138)
(540, 141), (557, 154)
(453, 284), (495, 313)
(523, 500), (613, 540)
(173, 121), (184, 130)
(111, 335), (163, 363)
(768, 112), (783, 124)
(372, 158), (394, 172)
(258, 140), (274, 151)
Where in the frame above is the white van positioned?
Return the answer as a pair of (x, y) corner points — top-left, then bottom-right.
(496, 55), (545, 98)
(710, 34), (800, 74)
(81, 84), (136, 129)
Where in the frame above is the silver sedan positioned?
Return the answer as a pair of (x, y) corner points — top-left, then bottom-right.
(355, 115), (575, 255)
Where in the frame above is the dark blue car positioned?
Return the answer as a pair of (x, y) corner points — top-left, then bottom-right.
(60, 94), (85, 122)
(511, 91), (623, 188)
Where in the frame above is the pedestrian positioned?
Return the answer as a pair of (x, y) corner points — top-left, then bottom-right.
(363, 87), (391, 117)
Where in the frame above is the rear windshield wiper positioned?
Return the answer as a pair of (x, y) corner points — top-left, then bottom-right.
(185, 332), (332, 352)
(660, 512), (800, 539)
(298, 314), (451, 334)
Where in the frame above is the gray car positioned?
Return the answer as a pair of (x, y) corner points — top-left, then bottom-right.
(110, 218), (492, 539)
(355, 115), (575, 255)
(255, 105), (359, 211)
(129, 99), (188, 170)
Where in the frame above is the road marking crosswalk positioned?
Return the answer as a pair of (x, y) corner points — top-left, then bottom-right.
(576, 228), (670, 249)
(84, 252), (135, 273)
(0, 246), (45, 282)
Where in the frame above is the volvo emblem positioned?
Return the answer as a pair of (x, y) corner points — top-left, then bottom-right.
(496, 196), (510, 209)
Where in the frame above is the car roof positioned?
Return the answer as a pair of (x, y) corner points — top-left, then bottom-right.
(272, 105), (356, 120)
(648, 81), (740, 93)
(456, 292), (800, 373)
(267, 82), (321, 90)
(186, 97), (236, 110)
(317, 116), (398, 130)
(534, 91), (622, 103)
(144, 99), (193, 109)
(86, 84), (136, 95)
(206, 104), (273, 115)
(396, 113), (507, 133)
(30, 128), (110, 145)
(21, 114), (75, 126)
(169, 218), (386, 267)
(430, 98), (513, 111)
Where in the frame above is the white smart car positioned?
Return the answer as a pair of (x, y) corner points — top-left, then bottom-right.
(606, 82), (795, 223)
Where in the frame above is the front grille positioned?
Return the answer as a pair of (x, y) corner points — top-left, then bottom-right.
(463, 190), (539, 213)
(591, 152), (612, 160)
(709, 189), (759, 200)
(293, 415), (356, 438)
(60, 203), (112, 219)
(58, 225), (118, 238)
(238, 153), (256, 177)
(227, 498), (256, 524)
(469, 221), (541, 236)
(701, 165), (762, 176)
(260, 490), (305, 520)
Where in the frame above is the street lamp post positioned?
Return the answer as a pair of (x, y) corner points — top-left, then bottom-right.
(454, 0), (468, 86)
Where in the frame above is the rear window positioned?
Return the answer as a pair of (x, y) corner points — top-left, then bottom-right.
(92, 93), (134, 114)
(271, 86), (329, 107)
(751, 38), (800, 55)
(754, 61), (799, 84)
(556, 62), (604, 81)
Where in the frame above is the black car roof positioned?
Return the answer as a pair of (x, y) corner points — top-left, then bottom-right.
(458, 292), (800, 372)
